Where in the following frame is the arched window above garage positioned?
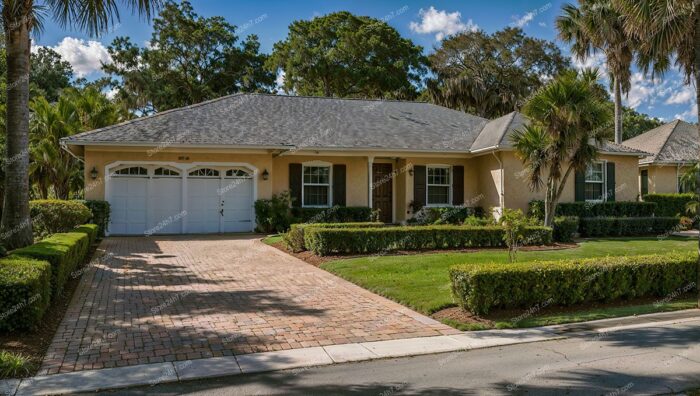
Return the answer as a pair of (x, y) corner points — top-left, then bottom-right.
(225, 169), (252, 178)
(112, 166), (148, 177)
(154, 167), (181, 177)
(188, 168), (220, 178)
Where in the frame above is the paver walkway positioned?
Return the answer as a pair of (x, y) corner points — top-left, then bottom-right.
(40, 235), (456, 374)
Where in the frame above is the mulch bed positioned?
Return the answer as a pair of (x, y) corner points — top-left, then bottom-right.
(269, 240), (578, 267)
(0, 243), (100, 378)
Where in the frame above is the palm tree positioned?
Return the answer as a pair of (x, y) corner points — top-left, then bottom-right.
(511, 69), (612, 226)
(613, 0), (699, 306)
(1, 0), (160, 249)
(557, 0), (637, 144)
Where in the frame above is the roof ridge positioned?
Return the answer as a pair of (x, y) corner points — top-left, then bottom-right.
(650, 119), (682, 163)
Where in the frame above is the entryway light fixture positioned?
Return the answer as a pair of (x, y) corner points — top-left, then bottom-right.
(262, 169), (269, 180)
(90, 166), (98, 180)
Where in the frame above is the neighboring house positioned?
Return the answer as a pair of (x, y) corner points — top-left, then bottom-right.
(623, 120), (698, 196)
(62, 94), (646, 235)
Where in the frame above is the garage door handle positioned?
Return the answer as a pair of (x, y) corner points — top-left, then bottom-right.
(220, 209), (224, 217)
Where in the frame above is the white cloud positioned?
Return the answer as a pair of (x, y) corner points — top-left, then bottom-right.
(274, 70), (286, 94)
(675, 103), (698, 122)
(409, 7), (478, 41)
(512, 12), (535, 28)
(538, 22), (547, 27)
(49, 37), (111, 77)
(665, 85), (695, 105)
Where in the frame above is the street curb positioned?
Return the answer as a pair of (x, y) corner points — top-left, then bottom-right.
(3, 330), (562, 396)
(3, 309), (698, 395)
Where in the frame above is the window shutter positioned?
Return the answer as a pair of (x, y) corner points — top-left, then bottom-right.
(641, 170), (649, 197)
(413, 165), (426, 210)
(332, 164), (346, 206)
(452, 166), (464, 205)
(574, 171), (586, 202)
(289, 163), (302, 207)
(606, 162), (616, 202)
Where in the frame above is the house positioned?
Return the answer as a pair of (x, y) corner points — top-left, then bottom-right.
(623, 120), (698, 195)
(61, 93), (646, 235)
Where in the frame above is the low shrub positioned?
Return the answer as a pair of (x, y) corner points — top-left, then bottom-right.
(291, 206), (374, 223)
(528, 200), (657, 219)
(0, 351), (36, 378)
(30, 200), (91, 239)
(552, 217), (579, 242)
(13, 232), (90, 299)
(283, 222), (383, 253)
(643, 193), (696, 217)
(74, 224), (99, 245)
(450, 253), (697, 315)
(579, 217), (680, 237)
(79, 200), (110, 237)
(304, 225), (552, 256)
(412, 207), (485, 225)
(254, 192), (294, 233)
(0, 255), (51, 331)
(463, 216), (492, 227)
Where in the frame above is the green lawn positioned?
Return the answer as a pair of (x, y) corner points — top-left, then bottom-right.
(262, 234), (283, 245)
(321, 237), (696, 315)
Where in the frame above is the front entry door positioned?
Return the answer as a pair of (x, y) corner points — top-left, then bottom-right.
(372, 163), (393, 223)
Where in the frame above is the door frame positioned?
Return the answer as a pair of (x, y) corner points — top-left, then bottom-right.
(105, 161), (258, 235)
(371, 162), (395, 223)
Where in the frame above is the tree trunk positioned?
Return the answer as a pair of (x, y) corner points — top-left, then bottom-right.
(694, 0), (700, 309)
(544, 178), (555, 227)
(1, 17), (34, 249)
(613, 76), (623, 144)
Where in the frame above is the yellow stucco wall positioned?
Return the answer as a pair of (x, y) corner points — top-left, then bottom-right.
(83, 146), (642, 219)
(498, 151), (641, 212)
(643, 165), (688, 194)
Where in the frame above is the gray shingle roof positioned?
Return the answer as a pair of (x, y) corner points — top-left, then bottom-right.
(622, 120), (698, 164)
(62, 93), (647, 156)
(64, 93), (489, 152)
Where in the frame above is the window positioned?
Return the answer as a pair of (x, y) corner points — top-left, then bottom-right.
(585, 162), (605, 201)
(303, 165), (331, 207)
(641, 170), (649, 196)
(226, 169), (252, 178)
(112, 166), (148, 177)
(188, 168), (219, 178)
(427, 166), (451, 205)
(154, 167), (180, 177)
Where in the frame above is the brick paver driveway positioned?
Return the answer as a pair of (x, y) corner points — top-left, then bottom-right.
(41, 235), (456, 374)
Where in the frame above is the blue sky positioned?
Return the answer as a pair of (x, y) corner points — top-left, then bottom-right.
(35, 0), (697, 123)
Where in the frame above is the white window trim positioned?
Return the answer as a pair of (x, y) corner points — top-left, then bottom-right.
(426, 164), (453, 207)
(301, 161), (333, 208)
(584, 160), (607, 203)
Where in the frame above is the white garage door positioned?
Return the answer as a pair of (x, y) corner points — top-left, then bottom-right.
(107, 164), (255, 235)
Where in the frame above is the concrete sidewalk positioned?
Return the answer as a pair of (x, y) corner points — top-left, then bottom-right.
(3, 308), (698, 396)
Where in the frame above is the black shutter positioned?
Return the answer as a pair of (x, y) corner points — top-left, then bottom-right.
(606, 162), (616, 202)
(452, 166), (464, 205)
(289, 163), (302, 207)
(641, 169), (649, 197)
(413, 165), (426, 211)
(332, 164), (346, 206)
(574, 171), (586, 202)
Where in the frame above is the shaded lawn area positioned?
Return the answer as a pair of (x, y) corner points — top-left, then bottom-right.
(320, 237), (697, 316)
(262, 235), (283, 245)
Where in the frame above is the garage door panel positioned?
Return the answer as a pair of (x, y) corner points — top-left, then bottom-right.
(110, 178), (148, 235)
(150, 178), (183, 234)
(222, 178), (253, 233)
(187, 179), (221, 233)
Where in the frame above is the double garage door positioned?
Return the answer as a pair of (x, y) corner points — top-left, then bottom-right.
(108, 164), (255, 235)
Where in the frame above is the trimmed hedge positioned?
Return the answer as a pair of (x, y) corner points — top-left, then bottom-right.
(74, 224), (99, 245)
(291, 206), (373, 223)
(413, 207), (485, 225)
(579, 217), (680, 237)
(79, 200), (110, 237)
(13, 232), (90, 299)
(553, 216), (579, 243)
(450, 253), (697, 315)
(528, 200), (657, 219)
(283, 222), (383, 253)
(30, 200), (92, 238)
(643, 193), (696, 217)
(304, 225), (553, 256)
(0, 255), (52, 331)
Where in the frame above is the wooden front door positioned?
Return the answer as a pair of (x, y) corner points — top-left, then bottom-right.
(372, 163), (393, 223)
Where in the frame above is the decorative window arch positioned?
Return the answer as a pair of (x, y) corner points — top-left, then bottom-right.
(153, 167), (181, 177)
(225, 169), (252, 178)
(112, 166), (148, 177)
(188, 168), (220, 178)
